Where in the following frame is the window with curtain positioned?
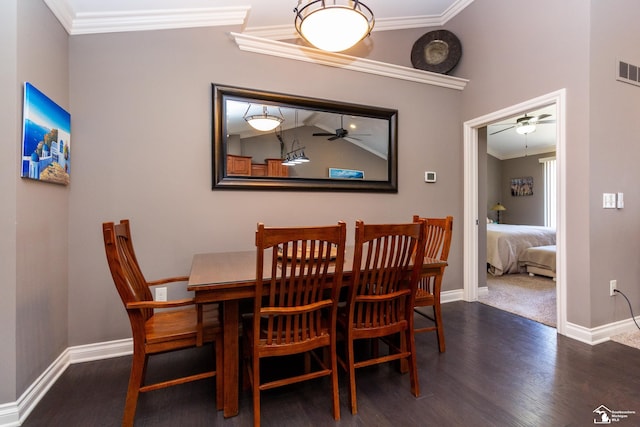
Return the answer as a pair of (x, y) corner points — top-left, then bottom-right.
(539, 156), (556, 228)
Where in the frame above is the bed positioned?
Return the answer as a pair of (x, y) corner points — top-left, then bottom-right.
(519, 245), (556, 279)
(486, 224), (556, 276)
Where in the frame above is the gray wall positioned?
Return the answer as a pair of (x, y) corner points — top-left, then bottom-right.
(15, 0), (70, 396)
(490, 152), (554, 226)
(486, 154), (502, 223)
(589, 1), (640, 326)
(450, 0), (640, 327)
(0, 0), (18, 404)
(67, 26), (464, 345)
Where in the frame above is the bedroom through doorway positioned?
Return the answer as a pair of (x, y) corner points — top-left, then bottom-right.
(462, 89), (566, 334)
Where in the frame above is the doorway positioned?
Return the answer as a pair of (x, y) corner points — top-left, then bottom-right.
(462, 89), (567, 335)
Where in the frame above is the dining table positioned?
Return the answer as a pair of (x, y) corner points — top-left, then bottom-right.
(187, 247), (447, 418)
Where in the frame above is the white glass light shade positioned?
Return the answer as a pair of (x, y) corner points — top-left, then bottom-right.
(295, 2), (374, 52)
(244, 105), (284, 132)
(246, 117), (282, 132)
(516, 122), (536, 135)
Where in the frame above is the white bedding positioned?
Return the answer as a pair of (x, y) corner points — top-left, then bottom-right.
(486, 224), (556, 276)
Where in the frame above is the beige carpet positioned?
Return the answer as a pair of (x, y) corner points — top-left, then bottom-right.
(480, 273), (557, 327)
(611, 330), (640, 350)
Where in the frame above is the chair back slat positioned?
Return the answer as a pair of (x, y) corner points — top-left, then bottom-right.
(413, 215), (453, 262)
(103, 220), (153, 321)
(412, 216), (453, 295)
(255, 222), (346, 347)
(349, 221), (425, 330)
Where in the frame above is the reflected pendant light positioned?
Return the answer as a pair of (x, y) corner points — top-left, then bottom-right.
(243, 104), (284, 132)
(294, 0), (375, 52)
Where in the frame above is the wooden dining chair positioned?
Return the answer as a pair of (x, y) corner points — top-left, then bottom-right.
(243, 222), (347, 427)
(102, 219), (223, 427)
(412, 215), (453, 352)
(338, 220), (426, 415)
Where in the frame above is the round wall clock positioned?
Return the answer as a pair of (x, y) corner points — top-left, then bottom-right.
(411, 30), (462, 75)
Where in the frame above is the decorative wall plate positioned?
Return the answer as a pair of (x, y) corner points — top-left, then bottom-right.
(411, 30), (462, 74)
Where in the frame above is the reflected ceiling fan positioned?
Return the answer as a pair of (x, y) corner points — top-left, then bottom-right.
(313, 115), (370, 141)
(490, 113), (555, 135)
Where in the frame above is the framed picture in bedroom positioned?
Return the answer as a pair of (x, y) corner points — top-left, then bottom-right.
(510, 176), (533, 196)
(21, 82), (71, 185)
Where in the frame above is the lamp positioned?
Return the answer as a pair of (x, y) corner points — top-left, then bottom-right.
(294, 0), (375, 52)
(491, 202), (507, 224)
(243, 104), (284, 132)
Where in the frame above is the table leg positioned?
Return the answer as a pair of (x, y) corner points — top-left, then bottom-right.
(223, 300), (239, 418)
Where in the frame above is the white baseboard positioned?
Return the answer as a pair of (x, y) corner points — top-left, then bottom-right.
(564, 317), (640, 345)
(0, 339), (132, 427)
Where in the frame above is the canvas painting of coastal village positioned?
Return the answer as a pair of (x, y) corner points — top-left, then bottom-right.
(21, 82), (70, 185)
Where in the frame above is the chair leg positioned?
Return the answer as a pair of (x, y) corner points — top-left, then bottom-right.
(405, 327), (420, 398)
(123, 349), (146, 427)
(215, 338), (224, 410)
(252, 355), (261, 427)
(330, 338), (340, 421)
(346, 336), (358, 414)
(433, 304), (446, 353)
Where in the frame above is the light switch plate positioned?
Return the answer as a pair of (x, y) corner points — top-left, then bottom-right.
(603, 193), (616, 209)
(617, 192), (624, 208)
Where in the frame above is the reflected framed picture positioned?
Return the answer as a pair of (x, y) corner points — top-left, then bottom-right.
(511, 176), (533, 196)
(21, 82), (71, 185)
(329, 168), (364, 179)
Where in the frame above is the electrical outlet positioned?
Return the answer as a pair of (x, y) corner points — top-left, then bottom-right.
(155, 286), (167, 301)
(609, 280), (617, 297)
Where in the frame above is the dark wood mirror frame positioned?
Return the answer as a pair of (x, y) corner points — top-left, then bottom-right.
(212, 84), (398, 192)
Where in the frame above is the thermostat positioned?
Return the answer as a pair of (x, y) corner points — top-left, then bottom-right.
(425, 171), (437, 183)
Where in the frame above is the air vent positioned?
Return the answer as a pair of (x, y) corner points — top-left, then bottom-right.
(617, 60), (640, 87)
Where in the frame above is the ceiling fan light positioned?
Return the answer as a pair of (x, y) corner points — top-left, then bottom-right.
(295, 1), (374, 52)
(516, 122), (536, 135)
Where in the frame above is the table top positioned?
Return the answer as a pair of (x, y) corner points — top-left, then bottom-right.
(187, 247), (447, 292)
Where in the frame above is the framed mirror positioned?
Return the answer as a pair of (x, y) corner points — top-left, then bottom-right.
(212, 84), (398, 192)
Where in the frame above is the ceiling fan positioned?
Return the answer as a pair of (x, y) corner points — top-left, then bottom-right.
(490, 113), (555, 135)
(313, 116), (370, 141)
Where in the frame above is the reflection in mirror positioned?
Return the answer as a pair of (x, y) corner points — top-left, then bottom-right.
(212, 84), (398, 192)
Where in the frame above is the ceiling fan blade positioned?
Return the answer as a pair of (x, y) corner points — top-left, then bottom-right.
(328, 135), (340, 141)
(489, 125), (515, 135)
(536, 119), (556, 124)
(530, 113), (551, 123)
(313, 132), (334, 136)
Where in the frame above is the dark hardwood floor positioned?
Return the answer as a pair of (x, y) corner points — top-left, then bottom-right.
(22, 301), (640, 426)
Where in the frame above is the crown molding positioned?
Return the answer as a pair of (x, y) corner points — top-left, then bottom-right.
(230, 32), (468, 90)
(44, 0), (249, 35)
(44, 0), (474, 36)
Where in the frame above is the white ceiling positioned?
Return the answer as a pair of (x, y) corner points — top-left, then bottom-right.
(487, 105), (557, 160)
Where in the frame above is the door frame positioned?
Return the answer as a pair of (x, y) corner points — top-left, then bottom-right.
(462, 89), (567, 335)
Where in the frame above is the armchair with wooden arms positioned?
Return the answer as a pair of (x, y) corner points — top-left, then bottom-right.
(102, 219), (223, 427)
(412, 215), (453, 353)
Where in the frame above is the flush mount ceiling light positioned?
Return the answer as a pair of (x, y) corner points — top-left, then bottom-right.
(294, 0), (375, 52)
(243, 104), (284, 132)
